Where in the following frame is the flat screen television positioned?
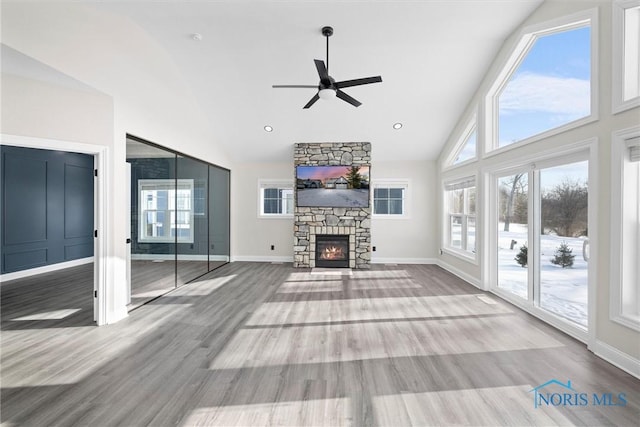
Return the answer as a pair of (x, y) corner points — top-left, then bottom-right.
(296, 165), (370, 208)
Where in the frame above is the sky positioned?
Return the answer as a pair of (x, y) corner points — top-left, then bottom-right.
(297, 165), (370, 181)
(454, 129), (476, 164)
(498, 25), (591, 146)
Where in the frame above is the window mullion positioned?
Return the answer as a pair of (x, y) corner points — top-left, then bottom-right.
(531, 169), (541, 306)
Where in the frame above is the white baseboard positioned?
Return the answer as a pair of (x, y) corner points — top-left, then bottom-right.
(0, 257), (94, 283)
(371, 257), (437, 265)
(231, 255), (294, 263)
(131, 254), (228, 262)
(230, 256), (440, 265)
(436, 259), (483, 289)
(591, 339), (640, 379)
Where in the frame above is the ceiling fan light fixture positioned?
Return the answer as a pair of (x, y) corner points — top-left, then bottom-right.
(318, 88), (336, 100)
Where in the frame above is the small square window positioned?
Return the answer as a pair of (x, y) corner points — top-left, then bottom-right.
(372, 180), (409, 218)
(259, 180), (294, 217)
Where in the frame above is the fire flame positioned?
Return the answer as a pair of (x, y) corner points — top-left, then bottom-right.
(320, 246), (345, 260)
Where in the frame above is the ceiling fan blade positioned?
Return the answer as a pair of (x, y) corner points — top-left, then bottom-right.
(335, 90), (362, 107)
(303, 93), (320, 109)
(335, 76), (383, 89)
(314, 59), (329, 80)
(272, 85), (318, 88)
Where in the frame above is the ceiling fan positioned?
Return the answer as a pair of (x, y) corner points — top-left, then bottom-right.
(272, 26), (383, 109)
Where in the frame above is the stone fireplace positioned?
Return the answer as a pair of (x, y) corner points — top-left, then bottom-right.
(294, 142), (371, 269)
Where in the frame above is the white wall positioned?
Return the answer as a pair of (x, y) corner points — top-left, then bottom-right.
(231, 162), (294, 262)
(371, 160), (438, 264)
(231, 159), (439, 264)
(1, 2), (232, 169)
(437, 0), (640, 370)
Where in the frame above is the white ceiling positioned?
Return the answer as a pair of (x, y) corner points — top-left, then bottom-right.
(9, 1), (544, 163)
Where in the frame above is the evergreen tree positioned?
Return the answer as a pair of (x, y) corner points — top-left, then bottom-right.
(551, 241), (575, 268)
(515, 244), (528, 268)
(346, 166), (362, 189)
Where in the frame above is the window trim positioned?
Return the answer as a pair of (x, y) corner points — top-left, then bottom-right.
(258, 179), (294, 219)
(443, 176), (477, 261)
(138, 178), (195, 244)
(484, 8), (599, 156)
(612, 0), (640, 114)
(610, 126), (640, 332)
(372, 179), (410, 219)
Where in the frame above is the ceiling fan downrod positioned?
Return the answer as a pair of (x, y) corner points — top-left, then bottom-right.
(322, 26), (333, 75)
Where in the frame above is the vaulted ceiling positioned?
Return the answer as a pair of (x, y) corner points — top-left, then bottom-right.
(2, 1), (544, 163)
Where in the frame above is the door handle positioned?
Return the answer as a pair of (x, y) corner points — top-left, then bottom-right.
(582, 238), (589, 262)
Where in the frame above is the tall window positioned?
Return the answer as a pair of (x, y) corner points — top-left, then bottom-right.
(259, 180), (293, 217)
(444, 178), (476, 257)
(611, 131), (640, 331)
(489, 15), (593, 149)
(613, 1), (640, 112)
(138, 179), (194, 243)
(373, 180), (409, 217)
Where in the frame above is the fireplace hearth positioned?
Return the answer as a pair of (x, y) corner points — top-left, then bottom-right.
(315, 235), (349, 268)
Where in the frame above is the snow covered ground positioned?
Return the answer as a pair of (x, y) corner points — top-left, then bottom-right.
(297, 188), (369, 208)
(497, 223), (588, 328)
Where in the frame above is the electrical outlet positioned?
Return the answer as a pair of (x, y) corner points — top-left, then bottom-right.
(372, 246), (376, 252)
(271, 245), (275, 250)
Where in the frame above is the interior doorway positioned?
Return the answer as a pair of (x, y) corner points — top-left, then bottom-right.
(1, 134), (107, 325)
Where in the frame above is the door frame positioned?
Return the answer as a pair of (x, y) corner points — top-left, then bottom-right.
(1, 134), (108, 325)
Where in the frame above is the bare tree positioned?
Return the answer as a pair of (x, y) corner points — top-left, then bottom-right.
(541, 178), (588, 237)
(504, 173), (526, 232)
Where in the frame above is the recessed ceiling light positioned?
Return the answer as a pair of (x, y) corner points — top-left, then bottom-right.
(191, 33), (203, 41)
(393, 122), (403, 130)
(264, 125), (273, 132)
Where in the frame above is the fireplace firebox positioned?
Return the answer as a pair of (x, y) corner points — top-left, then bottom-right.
(315, 235), (349, 268)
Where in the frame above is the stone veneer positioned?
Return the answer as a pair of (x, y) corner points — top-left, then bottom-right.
(294, 142), (371, 269)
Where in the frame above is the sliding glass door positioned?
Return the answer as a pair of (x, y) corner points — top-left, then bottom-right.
(497, 172), (529, 300)
(494, 157), (589, 331)
(538, 161), (589, 328)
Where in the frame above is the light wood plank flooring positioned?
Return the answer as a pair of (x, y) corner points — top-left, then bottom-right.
(130, 260), (227, 309)
(1, 262), (639, 426)
(0, 263), (95, 329)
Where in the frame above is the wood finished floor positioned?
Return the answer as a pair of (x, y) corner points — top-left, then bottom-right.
(130, 260), (227, 309)
(1, 262), (639, 426)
